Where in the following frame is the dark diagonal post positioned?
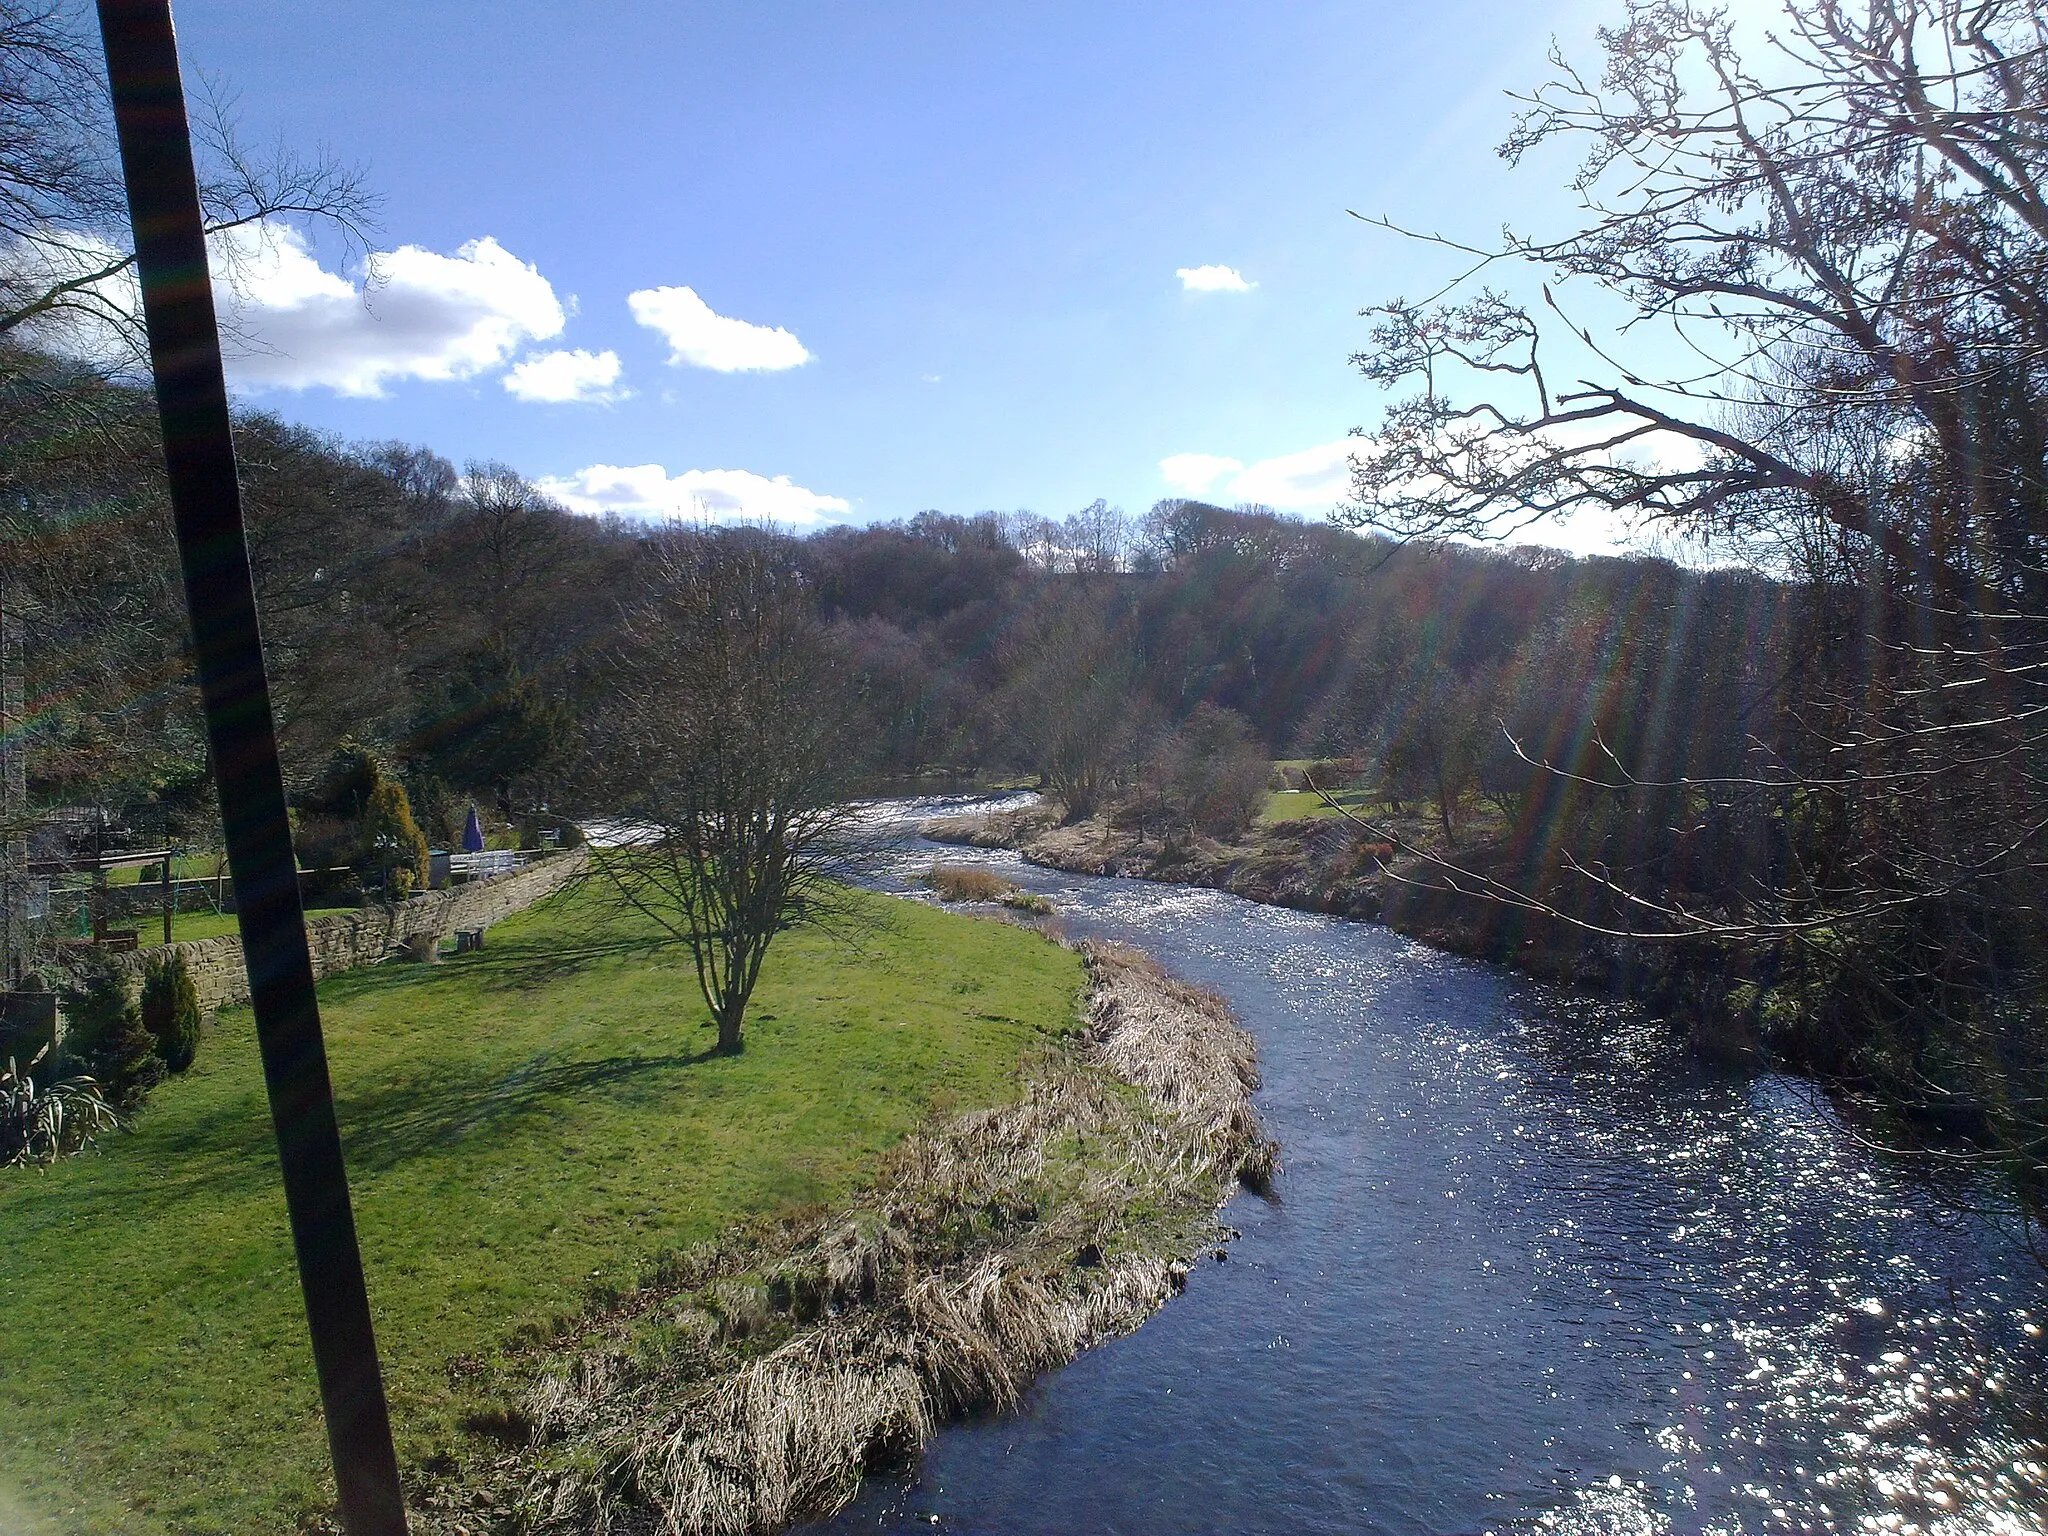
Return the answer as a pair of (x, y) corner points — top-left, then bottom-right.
(91, 4), (407, 1531)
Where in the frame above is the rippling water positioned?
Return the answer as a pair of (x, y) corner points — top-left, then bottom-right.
(818, 798), (2048, 1536)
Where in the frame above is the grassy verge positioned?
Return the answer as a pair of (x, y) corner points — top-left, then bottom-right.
(0, 884), (1084, 1535)
(455, 941), (1270, 1534)
(160, 909), (244, 942)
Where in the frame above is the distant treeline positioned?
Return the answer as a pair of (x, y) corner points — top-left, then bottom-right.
(3, 341), (1795, 855)
(4, 338), (1813, 999)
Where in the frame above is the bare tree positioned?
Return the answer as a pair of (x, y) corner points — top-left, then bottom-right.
(0, 0), (375, 361)
(1345, 0), (2048, 915)
(1064, 498), (1131, 574)
(578, 531), (869, 1054)
(1374, 669), (1492, 846)
(996, 596), (1141, 820)
(1351, 2), (2047, 560)
(1342, 0), (2048, 1198)
(1141, 704), (1271, 844)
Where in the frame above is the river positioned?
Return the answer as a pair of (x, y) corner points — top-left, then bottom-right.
(816, 797), (2048, 1536)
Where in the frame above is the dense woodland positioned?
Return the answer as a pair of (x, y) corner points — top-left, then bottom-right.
(0, 359), (1796, 864)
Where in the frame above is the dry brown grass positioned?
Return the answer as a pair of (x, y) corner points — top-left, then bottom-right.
(921, 802), (1060, 851)
(421, 938), (1272, 1536)
(921, 868), (1015, 901)
(920, 863), (1017, 903)
(917, 863), (1054, 916)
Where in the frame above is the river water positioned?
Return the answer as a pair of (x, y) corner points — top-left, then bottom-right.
(811, 797), (2048, 1536)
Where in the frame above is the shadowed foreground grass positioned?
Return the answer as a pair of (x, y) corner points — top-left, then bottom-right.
(0, 885), (1083, 1535)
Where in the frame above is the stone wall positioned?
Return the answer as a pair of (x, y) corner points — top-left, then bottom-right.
(106, 847), (586, 1021)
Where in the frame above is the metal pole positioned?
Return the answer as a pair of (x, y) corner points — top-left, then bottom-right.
(90, 5), (408, 1532)
(0, 561), (26, 984)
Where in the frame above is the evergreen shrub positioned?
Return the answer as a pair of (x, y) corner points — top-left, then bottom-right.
(60, 949), (163, 1110)
(140, 950), (202, 1073)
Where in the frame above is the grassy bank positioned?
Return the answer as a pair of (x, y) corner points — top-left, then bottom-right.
(449, 940), (1271, 1535)
(0, 885), (1085, 1535)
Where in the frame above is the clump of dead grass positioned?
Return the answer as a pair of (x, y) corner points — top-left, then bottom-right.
(423, 938), (1271, 1536)
(919, 863), (1015, 903)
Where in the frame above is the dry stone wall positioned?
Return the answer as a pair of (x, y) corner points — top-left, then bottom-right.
(108, 847), (586, 1020)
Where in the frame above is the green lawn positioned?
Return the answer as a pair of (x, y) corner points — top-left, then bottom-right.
(102, 904), (362, 947)
(104, 855), (223, 887)
(160, 909), (242, 942)
(152, 904), (358, 945)
(0, 886), (1084, 1535)
(1262, 787), (1377, 824)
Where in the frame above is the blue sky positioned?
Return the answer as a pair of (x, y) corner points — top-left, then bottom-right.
(171, 0), (1628, 540)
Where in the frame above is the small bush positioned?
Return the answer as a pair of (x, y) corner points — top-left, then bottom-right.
(1346, 838), (1397, 875)
(922, 865), (1015, 903)
(59, 950), (162, 1111)
(290, 809), (356, 875)
(361, 776), (430, 897)
(998, 890), (1054, 915)
(140, 951), (202, 1073)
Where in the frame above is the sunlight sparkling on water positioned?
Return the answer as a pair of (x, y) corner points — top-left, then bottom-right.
(825, 798), (2048, 1535)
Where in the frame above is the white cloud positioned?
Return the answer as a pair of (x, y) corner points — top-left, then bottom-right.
(538, 462), (852, 526)
(1177, 264), (1253, 293)
(1160, 439), (1354, 509)
(627, 285), (811, 372)
(503, 348), (627, 404)
(1231, 439), (1356, 506)
(1160, 452), (1244, 495)
(3, 221), (569, 397)
(217, 224), (566, 396)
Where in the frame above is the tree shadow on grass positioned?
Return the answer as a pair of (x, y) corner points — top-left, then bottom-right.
(460, 933), (681, 993)
(4, 1040), (728, 1240)
(334, 1040), (725, 1177)
(305, 934), (679, 1012)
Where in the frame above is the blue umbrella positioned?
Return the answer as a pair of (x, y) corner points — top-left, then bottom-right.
(461, 805), (485, 852)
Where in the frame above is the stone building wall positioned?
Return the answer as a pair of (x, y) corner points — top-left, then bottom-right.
(108, 847), (586, 1020)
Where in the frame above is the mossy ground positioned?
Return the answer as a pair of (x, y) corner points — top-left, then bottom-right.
(0, 885), (1084, 1535)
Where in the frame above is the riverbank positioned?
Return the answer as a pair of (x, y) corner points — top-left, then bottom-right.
(924, 800), (1761, 1060)
(0, 885), (1124, 1535)
(416, 936), (1273, 1535)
